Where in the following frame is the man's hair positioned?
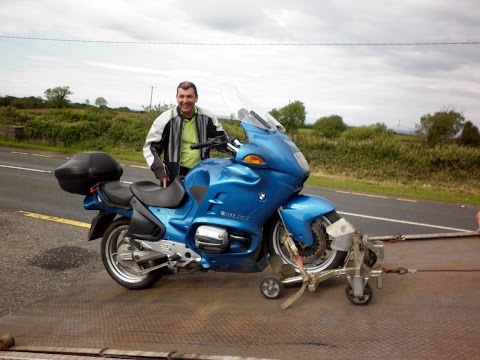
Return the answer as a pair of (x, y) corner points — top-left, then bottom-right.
(177, 81), (198, 97)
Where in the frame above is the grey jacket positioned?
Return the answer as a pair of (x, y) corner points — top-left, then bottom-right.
(143, 106), (225, 180)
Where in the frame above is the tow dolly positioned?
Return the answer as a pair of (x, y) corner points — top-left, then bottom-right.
(260, 217), (479, 309)
(260, 218), (385, 309)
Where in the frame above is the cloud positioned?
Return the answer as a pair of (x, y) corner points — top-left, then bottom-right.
(84, 61), (167, 75)
(1, 0), (480, 131)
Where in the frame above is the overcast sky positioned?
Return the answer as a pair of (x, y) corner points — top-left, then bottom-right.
(1, 0), (479, 132)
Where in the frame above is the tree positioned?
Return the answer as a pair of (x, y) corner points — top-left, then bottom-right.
(142, 102), (174, 114)
(85, 99), (91, 105)
(269, 101), (306, 137)
(9, 96), (45, 109)
(313, 115), (347, 138)
(44, 86), (73, 108)
(269, 108), (282, 121)
(95, 97), (108, 107)
(457, 120), (480, 147)
(415, 107), (465, 147)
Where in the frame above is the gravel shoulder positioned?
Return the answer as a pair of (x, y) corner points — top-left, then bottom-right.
(0, 208), (104, 318)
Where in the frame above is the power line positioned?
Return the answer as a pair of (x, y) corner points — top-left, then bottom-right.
(1, 35), (479, 46)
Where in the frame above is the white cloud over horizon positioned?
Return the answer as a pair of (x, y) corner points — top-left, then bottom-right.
(1, 0), (479, 132)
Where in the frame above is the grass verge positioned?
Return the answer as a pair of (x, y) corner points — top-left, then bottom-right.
(306, 176), (480, 205)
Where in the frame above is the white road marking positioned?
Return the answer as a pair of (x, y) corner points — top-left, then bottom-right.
(338, 211), (470, 232)
(0, 164), (51, 173)
(337, 189), (417, 202)
(396, 198), (418, 202)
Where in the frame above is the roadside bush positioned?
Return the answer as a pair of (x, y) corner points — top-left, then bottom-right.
(107, 117), (150, 145)
(0, 106), (32, 125)
(44, 109), (84, 123)
(44, 108), (116, 123)
(425, 145), (480, 176)
(24, 110), (112, 145)
(24, 118), (62, 143)
(296, 130), (480, 189)
(82, 107), (116, 122)
(58, 121), (106, 144)
(341, 124), (393, 141)
(313, 115), (347, 138)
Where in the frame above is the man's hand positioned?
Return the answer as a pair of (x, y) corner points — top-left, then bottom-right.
(160, 176), (170, 188)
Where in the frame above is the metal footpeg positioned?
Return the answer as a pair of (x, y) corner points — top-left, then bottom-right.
(133, 250), (167, 264)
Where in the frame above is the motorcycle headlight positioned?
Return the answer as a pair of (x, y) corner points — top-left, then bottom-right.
(294, 152), (309, 172)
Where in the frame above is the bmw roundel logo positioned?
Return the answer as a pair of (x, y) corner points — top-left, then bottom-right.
(258, 192), (267, 202)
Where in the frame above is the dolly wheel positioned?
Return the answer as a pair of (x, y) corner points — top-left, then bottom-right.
(0, 333), (15, 350)
(260, 275), (284, 299)
(345, 282), (373, 306)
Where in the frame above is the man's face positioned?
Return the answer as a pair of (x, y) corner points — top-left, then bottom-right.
(176, 87), (198, 118)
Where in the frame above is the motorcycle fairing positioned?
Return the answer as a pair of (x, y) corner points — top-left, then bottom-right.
(279, 195), (336, 247)
(236, 122), (309, 182)
(84, 193), (132, 218)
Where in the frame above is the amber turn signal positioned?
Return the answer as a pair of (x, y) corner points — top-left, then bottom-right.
(243, 155), (265, 165)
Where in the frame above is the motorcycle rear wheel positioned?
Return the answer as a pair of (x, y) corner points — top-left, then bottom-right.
(266, 211), (348, 276)
(101, 218), (163, 290)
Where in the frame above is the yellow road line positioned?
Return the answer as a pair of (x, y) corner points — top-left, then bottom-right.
(128, 164), (149, 169)
(17, 211), (90, 228)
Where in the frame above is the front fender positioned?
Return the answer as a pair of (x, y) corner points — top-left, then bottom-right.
(280, 194), (336, 247)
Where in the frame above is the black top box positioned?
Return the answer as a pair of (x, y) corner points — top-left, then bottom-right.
(55, 151), (123, 195)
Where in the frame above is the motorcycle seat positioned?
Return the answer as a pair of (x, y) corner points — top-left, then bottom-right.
(130, 179), (185, 208)
(102, 181), (133, 207)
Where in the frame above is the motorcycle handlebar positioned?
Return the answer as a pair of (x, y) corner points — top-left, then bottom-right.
(190, 136), (241, 153)
(190, 141), (213, 150)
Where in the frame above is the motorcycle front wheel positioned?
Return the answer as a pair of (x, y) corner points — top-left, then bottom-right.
(101, 217), (164, 290)
(266, 210), (348, 276)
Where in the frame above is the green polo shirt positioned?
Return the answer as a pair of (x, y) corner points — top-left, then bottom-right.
(180, 112), (201, 169)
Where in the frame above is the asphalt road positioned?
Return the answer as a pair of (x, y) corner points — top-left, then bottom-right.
(0, 146), (478, 237)
(1, 146), (479, 359)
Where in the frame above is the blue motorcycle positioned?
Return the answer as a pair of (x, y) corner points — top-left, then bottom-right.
(55, 93), (383, 305)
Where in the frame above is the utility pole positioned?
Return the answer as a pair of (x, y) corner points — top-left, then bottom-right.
(148, 85), (156, 111)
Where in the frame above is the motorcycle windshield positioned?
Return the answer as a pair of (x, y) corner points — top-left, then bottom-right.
(218, 87), (286, 133)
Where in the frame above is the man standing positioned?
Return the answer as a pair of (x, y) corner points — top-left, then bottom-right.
(143, 81), (226, 187)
